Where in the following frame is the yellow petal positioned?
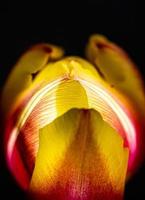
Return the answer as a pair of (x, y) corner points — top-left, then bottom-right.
(86, 34), (145, 117)
(30, 109), (128, 200)
(2, 44), (64, 114)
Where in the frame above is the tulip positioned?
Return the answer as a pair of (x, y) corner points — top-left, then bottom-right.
(1, 34), (145, 200)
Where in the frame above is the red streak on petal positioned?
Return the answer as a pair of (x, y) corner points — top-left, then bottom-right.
(5, 109), (30, 189)
(4, 88), (39, 189)
(29, 186), (123, 200)
(42, 46), (52, 53)
(96, 42), (111, 50)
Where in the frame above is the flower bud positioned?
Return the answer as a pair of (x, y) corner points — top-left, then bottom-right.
(2, 35), (145, 200)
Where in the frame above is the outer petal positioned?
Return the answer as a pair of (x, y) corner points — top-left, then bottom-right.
(86, 35), (145, 174)
(86, 34), (145, 118)
(2, 44), (64, 115)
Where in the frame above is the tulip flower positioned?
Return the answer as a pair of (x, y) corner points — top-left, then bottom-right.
(1, 34), (145, 200)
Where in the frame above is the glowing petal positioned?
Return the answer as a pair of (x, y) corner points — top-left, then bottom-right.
(30, 109), (128, 200)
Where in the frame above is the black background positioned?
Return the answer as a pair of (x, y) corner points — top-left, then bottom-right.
(0, 1), (145, 199)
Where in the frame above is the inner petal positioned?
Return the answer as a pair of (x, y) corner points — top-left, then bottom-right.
(30, 109), (128, 200)
(8, 78), (132, 191)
